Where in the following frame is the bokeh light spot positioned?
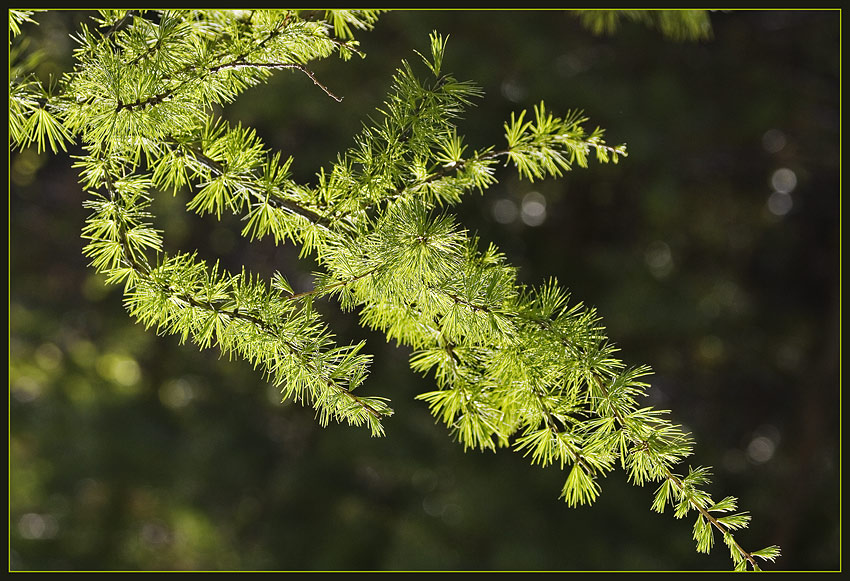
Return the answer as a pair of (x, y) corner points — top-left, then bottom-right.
(644, 240), (673, 279)
(746, 425), (781, 465)
(747, 436), (776, 464)
(761, 129), (787, 153)
(492, 198), (518, 224)
(696, 335), (725, 365)
(500, 78), (527, 103)
(11, 149), (47, 188)
(159, 378), (196, 409)
(96, 352), (142, 388)
(770, 167), (797, 193)
(18, 513), (59, 540)
(11, 375), (44, 403)
(767, 191), (793, 216)
(521, 191), (547, 227)
(34, 342), (63, 372)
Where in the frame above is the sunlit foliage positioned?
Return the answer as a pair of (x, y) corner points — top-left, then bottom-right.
(9, 9), (778, 570)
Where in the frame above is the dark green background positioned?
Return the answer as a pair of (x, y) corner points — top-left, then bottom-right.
(10, 10), (840, 571)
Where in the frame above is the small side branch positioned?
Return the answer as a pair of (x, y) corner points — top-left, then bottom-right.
(211, 62), (343, 102)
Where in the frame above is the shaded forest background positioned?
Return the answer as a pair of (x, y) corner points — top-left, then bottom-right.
(9, 10), (840, 571)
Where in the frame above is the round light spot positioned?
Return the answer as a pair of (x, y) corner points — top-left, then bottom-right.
(34, 342), (63, 372)
(96, 352), (141, 388)
(696, 335), (725, 365)
(112, 357), (141, 386)
(644, 240), (673, 278)
(11, 149), (47, 187)
(770, 167), (797, 194)
(761, 129), (787, 153)
(492, 198), (518, 224)
(521, 191), (547, 227)
(500, 78), (527, 103)
(767, 191), (793, 216)
(746, 436), (776, 464)
(11, 375), (44, 403)
(18, 513), (59, 540)
(746, 425), (781, 465)
(159, 378), (195, 409)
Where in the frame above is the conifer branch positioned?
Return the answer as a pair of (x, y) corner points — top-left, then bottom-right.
(660, 468), (764, 570)
(11, 10), (780, 570)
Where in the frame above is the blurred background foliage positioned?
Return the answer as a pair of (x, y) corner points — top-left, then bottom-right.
(9, 9), (839, 571)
